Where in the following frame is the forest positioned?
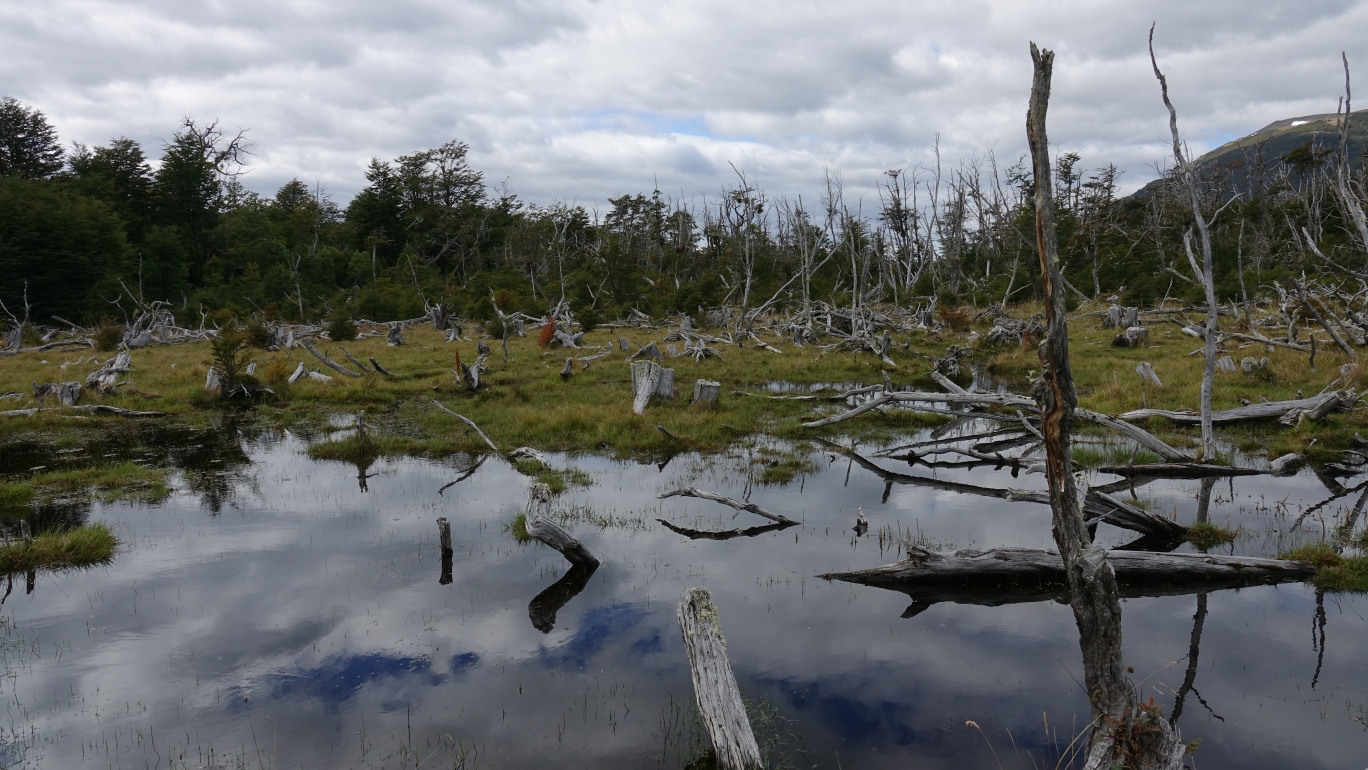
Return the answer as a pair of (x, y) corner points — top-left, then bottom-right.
(2, 91), (1367, 336)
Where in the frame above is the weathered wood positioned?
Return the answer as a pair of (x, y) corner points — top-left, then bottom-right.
(525, 483), (598, 567)
(1097, 463), (1263, 478)
(84, 350), (132, 392)
(507, 446), (547, 464)
(823, 546), (1316, 589)
(656, 366), (675, 399)
(561, 357), (574, 379)
(659, 487), (798, 525)
(338, 346), (372, 373)
(929, 370), (967, 395)
(477, 340), (490, 356)
(630, 361), (669, 414)
(677, 588), (762, 770)
(667, 343), (678, 357)
(630, 340), (662, 362)
(33, 381), (82, 407)
(1120, 391), (1353, 424)
(1269, 453), (1303, 475)
(368, 357), (393, 376)
(1135, 361), (1162, 388)
(306, 369), (333, 383)
(386, 323), (405, 346)
(300, 339), (363, 377)
(619, 336), (629, 351)
(554, 329), (583, 348)
(437, 517), (452, 553)
(693, 379), (721, 406)
(287, 361), (307, 384)
(1215, 355), (1236, 373)
(432, 400), (501, 454)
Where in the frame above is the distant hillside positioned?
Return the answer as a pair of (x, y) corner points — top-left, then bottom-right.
(1129, 109), (1367, 200)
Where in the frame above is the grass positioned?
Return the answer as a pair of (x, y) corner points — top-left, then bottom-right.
(1184, 522), (1238, 550)
(1279, 541), (1368, 592)
(0, 522), (117, 574)
(0, 463), (170, 510)
(508, 513), (531, 543)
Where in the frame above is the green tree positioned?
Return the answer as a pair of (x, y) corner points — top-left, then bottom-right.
(68, 138), (155, 242)
(0, 97), (64, 179)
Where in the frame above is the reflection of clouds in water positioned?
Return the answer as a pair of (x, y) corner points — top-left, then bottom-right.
(2, 430), (1365, 768)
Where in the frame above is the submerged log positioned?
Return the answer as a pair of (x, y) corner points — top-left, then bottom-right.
(677, 588), (762, 770)
(525, 483), (598, 567)
(823, 546), (1317, 596)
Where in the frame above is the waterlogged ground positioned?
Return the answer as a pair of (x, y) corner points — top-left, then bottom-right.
(0, 417), (1364, 768)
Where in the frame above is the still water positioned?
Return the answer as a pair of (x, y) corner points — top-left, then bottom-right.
(0, 418), (1364, 768)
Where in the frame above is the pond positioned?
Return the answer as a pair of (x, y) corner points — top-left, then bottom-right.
(0, 418), (1363, 768)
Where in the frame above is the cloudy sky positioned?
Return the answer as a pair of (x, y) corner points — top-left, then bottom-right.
(2, 0), (1364, 208)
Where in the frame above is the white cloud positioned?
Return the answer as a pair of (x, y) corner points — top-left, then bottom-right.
(2, 0), (1364, 207)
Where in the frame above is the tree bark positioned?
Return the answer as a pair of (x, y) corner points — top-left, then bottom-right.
(525, 483), (598, 567)
(1028, 41), (1130, 729)
(677, 588), (762, 770)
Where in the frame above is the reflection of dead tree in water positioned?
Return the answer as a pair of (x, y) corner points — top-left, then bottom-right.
(1170, 593), (1224, 725)
(528, 563), (598, 633)
(1311, 589), (1327, 689)
(1028, 42), (1185, 767)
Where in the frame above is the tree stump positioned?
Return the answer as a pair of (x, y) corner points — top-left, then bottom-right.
(561, 358), (574, 379)
(287, 361), (307, 384)
(1215, 356), (1236, 373)
(1123, 306), (1140, 328)
(387, 323), (405, 347)
(630, 361), (675, 413)
(1136, 361), (1162, 388)
(205, 368), (223, 394)
(667, 343), (678, 357)
(1103, 304), (1123, 329)
(677, 588), (762, 770)
(619, 336), (629, 351)
(693, 380), (720, 407)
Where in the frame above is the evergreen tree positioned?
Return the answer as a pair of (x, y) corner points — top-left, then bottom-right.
(0, 97), (64, 179)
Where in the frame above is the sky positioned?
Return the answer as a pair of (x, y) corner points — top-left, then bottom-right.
(1, 0), (1365, 209)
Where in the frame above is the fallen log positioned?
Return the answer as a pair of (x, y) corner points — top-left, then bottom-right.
(822, 546), (1317, 599)
(1096, 463), (1264, 478)
(300, 339), (363, 377)
(659, 487), (798, 525)
(677, 588), (762, 770)
(1120, 390), (1354, 425)
(71, 405), (166, 417)
(432, 400), (501, 454)
(368, 357), (393, 376)
(33, 381), (81, 407)
(0, 339), (93, 357)
(337, 347), (372, 373)
(822, 442), (1185, 539)
(525, 483), (598, 567)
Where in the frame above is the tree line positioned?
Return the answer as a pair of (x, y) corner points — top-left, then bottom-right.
(2, 93), (1366, 332)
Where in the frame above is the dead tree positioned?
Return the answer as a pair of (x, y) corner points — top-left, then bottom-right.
(1029, 42), (1144, 766)
(1152, 28), (1218, 462)
(525, 484), (598, 567)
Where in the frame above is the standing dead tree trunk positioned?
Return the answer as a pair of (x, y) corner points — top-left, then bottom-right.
(677, 587), (762, 770)
(1029, 43), (1151, 768)
(1153, 27), (1218, 463)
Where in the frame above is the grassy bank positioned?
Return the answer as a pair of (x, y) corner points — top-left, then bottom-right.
(1279, 542), (1368, 592)
(0, 522), (117, 574)
(2, 306), (1365, 463)
(0, 463), (170, 512)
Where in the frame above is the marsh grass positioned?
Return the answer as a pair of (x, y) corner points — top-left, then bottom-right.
(1279, 541), (1368, 592)
(1, 463), (171, 509)
(507, 513), (531, 543)
(0, 522), (116, 574)
(1185, 522), (1238, 550)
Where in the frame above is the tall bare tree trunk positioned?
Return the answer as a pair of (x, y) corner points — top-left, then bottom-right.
(1027, 42), (1130, 752)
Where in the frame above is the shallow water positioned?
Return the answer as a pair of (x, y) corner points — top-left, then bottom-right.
(0, 418), (1365, 768)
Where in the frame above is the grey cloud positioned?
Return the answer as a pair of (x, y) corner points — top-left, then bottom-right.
(1, 0), (1365, 206)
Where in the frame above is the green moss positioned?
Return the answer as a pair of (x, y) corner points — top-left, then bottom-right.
(1185, 522), (1237, 550)
(0, 522), (117, 574)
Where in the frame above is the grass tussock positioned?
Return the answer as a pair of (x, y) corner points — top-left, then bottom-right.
(1184, 522), (1237, 550)
(0, 522), (117, 574)
(11, 463), (171, 507)
(1279, 541), (1368, 592)
(0, 483), (35, 510)
(508, 513), (531, 543)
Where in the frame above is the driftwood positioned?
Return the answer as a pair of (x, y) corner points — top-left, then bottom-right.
(432, 400), (501, 454)
(525, 484), (598, 567)
(659, 487), (798, 525)
(630, 340), (662, 362)
(1120, 390), (1355, 425)
(306, 369), (333, 383)
(300, 339), (363, 377)
(677, 588), (762, 770)
(554, 329), (584, 348)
